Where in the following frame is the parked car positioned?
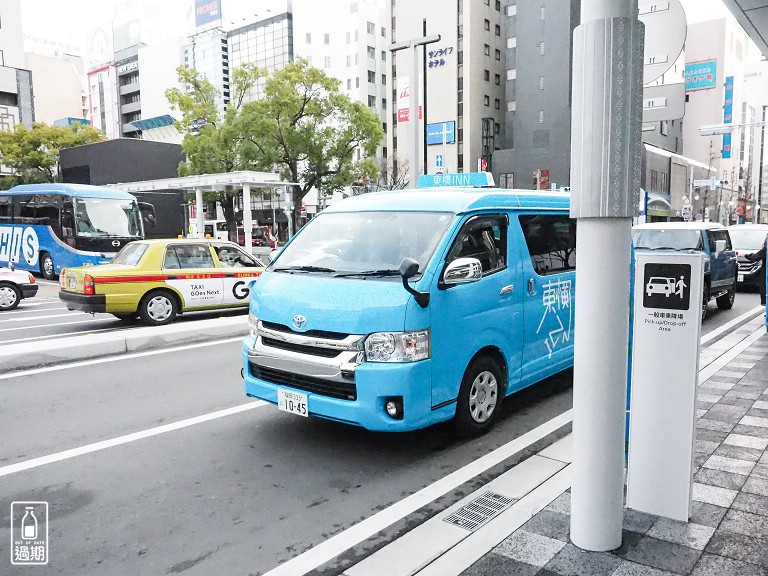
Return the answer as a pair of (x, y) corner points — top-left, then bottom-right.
(0, 265), (38, 310)
(237, 225), (272, 247)
(59, 239), (264, 326)
(632, 222), (738, 321)
(727, 224), (768, 289)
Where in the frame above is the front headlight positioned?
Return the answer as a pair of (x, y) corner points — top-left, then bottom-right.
(364, 330), (431, 362)
(248, 311), (259, 337)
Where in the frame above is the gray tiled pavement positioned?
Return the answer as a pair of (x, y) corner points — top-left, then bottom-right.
(462, 334), (768, 576)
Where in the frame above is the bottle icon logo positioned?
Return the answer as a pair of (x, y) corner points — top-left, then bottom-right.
(21, 507), (37, 540)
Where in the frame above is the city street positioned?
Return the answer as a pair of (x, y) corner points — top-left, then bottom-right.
(0, 293), (762, 575)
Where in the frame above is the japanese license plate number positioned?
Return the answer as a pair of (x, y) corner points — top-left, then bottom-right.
(738, 274), (744, 283)
(277, 389), (308, 417)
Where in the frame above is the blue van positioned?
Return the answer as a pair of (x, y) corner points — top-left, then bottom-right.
(241, 187), (576, 435)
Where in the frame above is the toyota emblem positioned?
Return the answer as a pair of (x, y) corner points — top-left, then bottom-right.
(292, 315), (306, 329)
(111, 240), (121, 247)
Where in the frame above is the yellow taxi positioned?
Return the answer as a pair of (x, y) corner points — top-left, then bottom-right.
(59, 239), (265, 325)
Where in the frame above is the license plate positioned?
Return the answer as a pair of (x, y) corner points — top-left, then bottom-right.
(68, 277), (76, 289)
(277, 389), (308, 417)
(738, 274), (744, 283)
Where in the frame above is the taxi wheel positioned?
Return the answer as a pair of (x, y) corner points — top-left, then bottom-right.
(139, 290), (178, 326)
(0, 283), (21, 311)
(41, 252), (56, 280)
(454, 355), (504, 438)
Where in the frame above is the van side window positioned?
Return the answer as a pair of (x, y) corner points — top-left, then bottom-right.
(519, 214), (577, 275)
(709, 229), (731, 251)
(446, 215), (507, 274)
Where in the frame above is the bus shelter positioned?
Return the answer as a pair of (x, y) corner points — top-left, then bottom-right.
(108, 171), (298, 249)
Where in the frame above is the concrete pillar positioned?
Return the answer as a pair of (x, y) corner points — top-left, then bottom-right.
(569, 0), (643, 552)
(243, 184), (253, 253)
(195, 187), (204, 239)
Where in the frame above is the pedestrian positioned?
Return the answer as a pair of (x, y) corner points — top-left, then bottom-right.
(746, 238), (767, 306)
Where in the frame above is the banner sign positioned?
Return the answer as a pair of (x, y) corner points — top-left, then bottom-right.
(195, 0), (221, 27)
(723, 75), (734, 159)
(684, 60), (717, 91)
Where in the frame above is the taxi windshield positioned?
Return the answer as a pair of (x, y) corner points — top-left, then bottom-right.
(74, 197), (143, 238)
(273, 211), (454, 275)
(111, 243), (148, 266)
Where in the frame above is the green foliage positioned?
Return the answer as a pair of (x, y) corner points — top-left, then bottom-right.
(0, 122), (102, 185)
(167, 59), (385, 233)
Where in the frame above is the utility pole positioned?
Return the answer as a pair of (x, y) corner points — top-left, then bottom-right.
(391, 32), (440, 188)
(569, 0), (643, 552)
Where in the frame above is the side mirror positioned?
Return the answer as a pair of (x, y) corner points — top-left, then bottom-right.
(398, 257), (430, 308)
(715, 239), (727, 253)
(268, 248), (280, 264)
(443, 257), (483, 285)
(138, 202), (156, 228)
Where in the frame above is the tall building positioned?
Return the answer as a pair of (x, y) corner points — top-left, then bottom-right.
(493, 0), (579, 189)
(184, 28), (230, 114)
(25, 52), (87, 125)
(0, 0), (34, 138)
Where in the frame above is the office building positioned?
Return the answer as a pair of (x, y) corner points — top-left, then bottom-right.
(0, 0), (34, 139)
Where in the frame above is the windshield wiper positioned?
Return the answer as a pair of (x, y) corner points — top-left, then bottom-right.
(335, 269), (403, 278)
(273, 265), (337, 274)
(635, 246), (682, 251)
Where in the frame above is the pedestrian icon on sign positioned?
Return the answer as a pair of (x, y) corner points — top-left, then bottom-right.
(676, 276), (686, 298)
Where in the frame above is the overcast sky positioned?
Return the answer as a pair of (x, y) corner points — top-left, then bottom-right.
(19, 0), (733, 54)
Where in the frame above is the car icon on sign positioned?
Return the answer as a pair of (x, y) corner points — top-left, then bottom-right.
(646, 277), (675, 298)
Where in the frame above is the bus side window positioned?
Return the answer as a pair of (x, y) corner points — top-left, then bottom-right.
(0, 196), (11, 222)
(17, 195), (35, 224)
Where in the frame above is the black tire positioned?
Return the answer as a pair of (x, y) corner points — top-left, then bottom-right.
(702, 284), (710, 322)
(40, 252), (56, 280)
(454, 355), (505, 437)
(716, 286), (736, 310)
(0, 282), (21, 311)
(138, 290), (178, 326)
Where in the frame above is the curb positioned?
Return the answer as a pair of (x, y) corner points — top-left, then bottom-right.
(0, 316), (248, 373)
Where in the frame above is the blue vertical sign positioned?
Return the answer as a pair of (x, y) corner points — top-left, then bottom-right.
(723, 76), (734, 159)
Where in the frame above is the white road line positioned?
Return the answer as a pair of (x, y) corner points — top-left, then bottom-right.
(701, 305), (764, 345)
(0, 336), (244, 380)
(699, 326), (766, 382)
(0, 306), (66, 315)
(0, 318), (109, 333)
(0, 326), (127, 345)
(5, 313), (91, 322)
(261, 410), (573, 576)
(0, 401), (267, 478)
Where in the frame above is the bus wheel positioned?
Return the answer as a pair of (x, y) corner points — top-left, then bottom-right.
(0, 283), (21, 311)
(40, 252), (56, 280)
(139, 290), (178, 326)
(454, 355), (504, 437)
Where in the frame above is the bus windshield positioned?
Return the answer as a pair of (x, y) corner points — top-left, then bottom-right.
(74, 197), (143, 238)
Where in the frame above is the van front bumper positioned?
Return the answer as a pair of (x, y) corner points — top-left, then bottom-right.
(241, 336), (448, 432)
(59, 291), (107, 313)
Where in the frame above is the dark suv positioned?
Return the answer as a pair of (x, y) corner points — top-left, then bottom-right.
(632, 223), (738, 321)
(727, 224), (768, 289)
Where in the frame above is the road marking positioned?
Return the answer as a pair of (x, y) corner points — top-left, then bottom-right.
(261, 410), (573, 576)
(699, 326), (766, 383)
(1, 306), (65, 315)
(0, 326), (127, 345)
(0, 318), (111, 333)
(700, 305), (764, 345)
(0, 401), (268, 478)
(5, 313), (92, 322)
(0, 336), (244, 380)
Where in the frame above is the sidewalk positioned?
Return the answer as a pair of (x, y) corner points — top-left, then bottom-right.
(347, 316), (768, 576)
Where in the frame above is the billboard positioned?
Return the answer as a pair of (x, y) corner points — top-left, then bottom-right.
(195, 0), (222, 27)
(684, 59), (717, 91)
(723, 75), (734, 159)
(396, 76), (422, 122)
(86, 22), (114, 70)
(426, 121), (455, 145)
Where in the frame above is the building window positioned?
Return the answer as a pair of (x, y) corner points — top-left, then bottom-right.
(495, 24), (501, 36)
(382, 98), (387, 109)
(324, 56), (331, 68)
(381, 26), (386, 37)
(381, 73), (387, 84)
(507, 37), (517, 48)
(485, 69), (490, 81)
(494, 123), (500, 134)
(347, 55), (352, 66)
(368, 95), (376, 107)
(539, 41), (545, 55)
(541, 6), (546, 20)
(650, 169), (659, 191)
(367, 21), (375, 34)
(367, 45), (376, 58)
(356, 77), (360, 88)
(539, 76), (544, 89)
(495, 73), (500, 85)
(325, 33), (330, 44)
(495, 98), (500, 110)
(347, 79), (352, 90)
(495, 0), (501, 10)
(495, 49), (501, 60)
(484, 44), (490, 56)
(306, 33), (311, 43)
(346, 31), (351, 43)
(485, 19), (490, 31)
(484, 95), (490, 106)
(507, 101), (517, 112)
(660, 172), (668, 193)
(355, 54), (359, 64)
(539, 110), (544, 123)
(368, 70), (375, 83)
(507, 69), (516, 80)
(485, 0), (490, 5)
(660, 120), (669, 136)
(381, 50), (386, 61)
(382, 122), (387, 133)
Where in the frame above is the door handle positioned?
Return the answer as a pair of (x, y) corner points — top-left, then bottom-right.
(528, 278), (535, 295)
(500, 284), (514, 295)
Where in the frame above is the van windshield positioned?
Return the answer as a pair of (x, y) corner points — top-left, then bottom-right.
(273, 211), (454, 275)
(632, 228), (703, 250)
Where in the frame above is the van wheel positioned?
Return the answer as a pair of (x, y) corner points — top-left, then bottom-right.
(716, 287), (735, 310)
(40, 252), (56, 280)
(454, 356), (504, 437)
(0, 283), (21, 310)
(702, 285), (710, 322)
(138, 290), (178, 326)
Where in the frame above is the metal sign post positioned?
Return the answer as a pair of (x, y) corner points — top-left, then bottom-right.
(627, 251), (704, 521)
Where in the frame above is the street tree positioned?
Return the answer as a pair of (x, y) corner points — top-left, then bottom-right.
(240, 59), (384, 231)
(0, 122), (102, 188)
(166, 63), (269, 240)
(368, 156), (410, 192)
